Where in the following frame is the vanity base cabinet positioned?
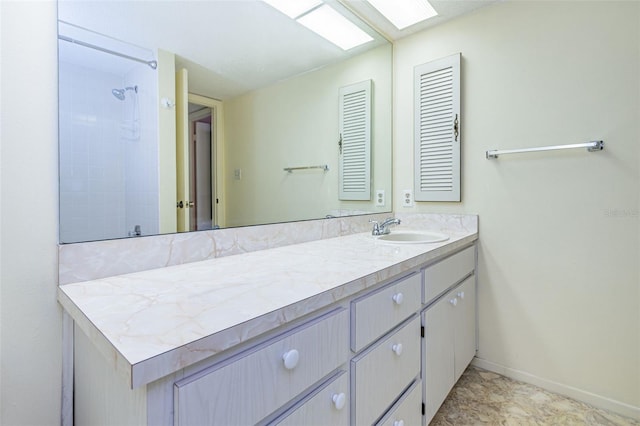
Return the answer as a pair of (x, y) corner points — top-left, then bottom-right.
(423, 275), (476, 424)
(68, 242), (478, 426)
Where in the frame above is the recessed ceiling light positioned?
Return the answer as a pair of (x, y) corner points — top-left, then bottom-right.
(262, 0), (322, 19)
(366, 0), (438, 30)
(297, 4), (374, 50)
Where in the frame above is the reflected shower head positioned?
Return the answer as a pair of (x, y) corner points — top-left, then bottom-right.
(111, 86), (138, 101)
(112, 88), (125, 100)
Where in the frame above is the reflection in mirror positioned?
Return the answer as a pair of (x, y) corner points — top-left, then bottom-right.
(58, 0), (392, 243)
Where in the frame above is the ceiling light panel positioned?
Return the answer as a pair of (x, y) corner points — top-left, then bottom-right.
(262, 0), (322, 19)
(366, 0), (438, 30)
(297, 4), (374, 50)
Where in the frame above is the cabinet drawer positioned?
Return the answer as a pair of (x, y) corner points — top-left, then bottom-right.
(376, 379), (422, 426)
(273, 371), (349, 426)
(174, 309), (349, 426)
(351, 316), (421, 426)
(424, 245), (475, 304)
(351, 273), (421, 352)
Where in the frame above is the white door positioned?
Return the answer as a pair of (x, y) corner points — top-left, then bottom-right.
(194, 121), (212, 230)
(188, 93), (224, 228)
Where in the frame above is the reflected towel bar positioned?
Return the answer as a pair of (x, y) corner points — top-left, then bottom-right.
(284, 165), (329, 173)
(486, 140), (604, 159)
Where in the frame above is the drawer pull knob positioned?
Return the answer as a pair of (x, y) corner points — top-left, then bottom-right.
(282, 349), (299, 370)
(332, 392), (346, 410)
(392, 292), (404, 305)
(457, 291), (465, 299)
(394, 420), (405, 426)
(450, 298), (458, 307)
(392, 343), (403, 356)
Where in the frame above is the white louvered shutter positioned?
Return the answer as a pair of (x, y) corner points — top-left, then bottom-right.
(339, 80), (371, 201)
(414, 54), (461, 202)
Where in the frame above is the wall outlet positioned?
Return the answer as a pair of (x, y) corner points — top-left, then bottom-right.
(375, 189), (385, 207)
(402, 189), (414, 207)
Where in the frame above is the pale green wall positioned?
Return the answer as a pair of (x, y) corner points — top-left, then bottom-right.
(223, 44), (392, 227)
(394, 0), (639, 412)
(1, 1), (61, 424)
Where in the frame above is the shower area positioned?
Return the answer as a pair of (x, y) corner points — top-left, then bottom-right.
(58, 21), (159, 243)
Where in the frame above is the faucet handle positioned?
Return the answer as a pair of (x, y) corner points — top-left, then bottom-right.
(369, 219), (381, 236)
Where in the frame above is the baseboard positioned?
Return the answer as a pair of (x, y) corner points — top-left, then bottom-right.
(471, 357), (640, 421)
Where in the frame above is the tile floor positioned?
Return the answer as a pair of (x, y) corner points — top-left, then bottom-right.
(430, 366), (639, 426)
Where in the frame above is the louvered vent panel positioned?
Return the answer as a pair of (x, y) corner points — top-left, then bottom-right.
(419, 67), (454, 192)
(414, 54), (461, 202)
(339, 80), (371, 200)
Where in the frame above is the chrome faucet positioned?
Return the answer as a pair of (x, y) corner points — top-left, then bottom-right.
(370, 217), (401, 236)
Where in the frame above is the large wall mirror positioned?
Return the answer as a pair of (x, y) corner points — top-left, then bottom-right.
(58, 0), (392, 244)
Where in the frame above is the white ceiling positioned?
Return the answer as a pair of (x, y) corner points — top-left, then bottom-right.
(58, 0), (497, 100)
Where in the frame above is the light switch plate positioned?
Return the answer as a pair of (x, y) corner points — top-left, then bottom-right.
(402, 189), (414, 207)
(234, 169), (242, 180)
(375, 189), (385, 207)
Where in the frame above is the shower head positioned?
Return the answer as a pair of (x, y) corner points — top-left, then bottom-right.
(112, 88), (125, 100)
(111, 86), (138, 101)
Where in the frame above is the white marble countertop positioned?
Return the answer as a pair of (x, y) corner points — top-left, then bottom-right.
(58, 216), (477, 388)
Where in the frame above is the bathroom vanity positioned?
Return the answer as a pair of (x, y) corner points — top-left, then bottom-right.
(58, 216), (478, 425)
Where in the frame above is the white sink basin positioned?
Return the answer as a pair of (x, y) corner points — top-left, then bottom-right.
(376, 231), (449, 244)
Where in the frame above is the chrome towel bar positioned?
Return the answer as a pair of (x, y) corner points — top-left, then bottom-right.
(284, 165), (329, 173)
(486, 140), (604, 159)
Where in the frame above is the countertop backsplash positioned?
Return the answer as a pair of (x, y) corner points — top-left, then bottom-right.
(58, 213), (478, 285)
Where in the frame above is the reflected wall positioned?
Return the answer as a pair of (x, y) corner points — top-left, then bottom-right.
(224, 44), (392, 227)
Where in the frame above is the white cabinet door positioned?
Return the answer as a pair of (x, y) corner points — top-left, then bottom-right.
(423, 275), (476, 423)
(414, 53), (461, 202)
(423, 293), (454, 422)
(454, 276), (476, 382)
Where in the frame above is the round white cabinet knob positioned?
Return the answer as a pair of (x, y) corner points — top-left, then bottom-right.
(332, 392), (346, 410)
(450, 298), (458, 307)
(392, 292), (404, 305)
(457, 291), (465, 299)
(282, 349), (299, 370)
(392, 343), (403, 356)
(394, 420), (405, 426)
